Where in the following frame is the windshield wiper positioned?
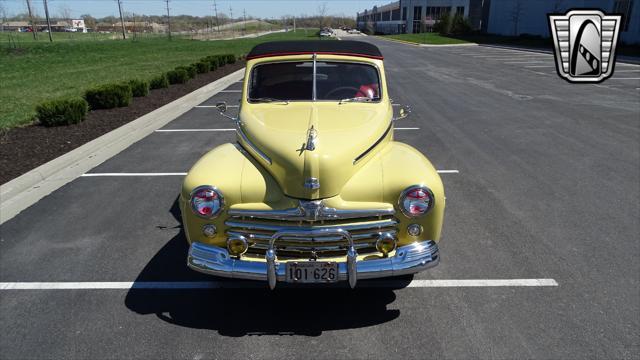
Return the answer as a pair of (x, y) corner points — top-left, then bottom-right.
(338, 97), (374, 104)
(251, 97), (289, 104)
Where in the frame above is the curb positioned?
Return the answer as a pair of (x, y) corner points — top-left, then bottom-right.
(0, 68), (245, 224)
(374, 35), (477, 47)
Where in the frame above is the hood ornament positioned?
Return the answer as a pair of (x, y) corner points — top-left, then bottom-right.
(305, 125), (317, 151)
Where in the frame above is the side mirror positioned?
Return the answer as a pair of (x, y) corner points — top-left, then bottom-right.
(392, 105), (411, 121)
(216, 101), (227, 113)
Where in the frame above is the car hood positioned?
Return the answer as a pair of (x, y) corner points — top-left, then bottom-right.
(238, 102), (393, 199)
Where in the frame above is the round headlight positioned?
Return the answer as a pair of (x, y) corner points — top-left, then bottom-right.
(399, 185), (434, 218)
(190, 186), (224, 218)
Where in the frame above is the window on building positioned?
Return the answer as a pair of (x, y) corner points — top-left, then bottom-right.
(383, 11), (391, 21)
(456, 6), (465, 16)
(402, 7), (407, 21)
(614, 0), (634, 31)
(426, 6), (453, 20)
(413, 6), (422, 33)
(392, 9), (401, 21)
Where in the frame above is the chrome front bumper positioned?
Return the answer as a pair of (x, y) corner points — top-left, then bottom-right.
(187, 240), (439, 289)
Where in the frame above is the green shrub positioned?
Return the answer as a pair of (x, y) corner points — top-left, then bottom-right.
(195, 61), (210, 73)
(35, 97), (88, 127)
(84, 83), (132, 110)
(166, 69), (189, 84)
(128, 79), (149, 97)
(176, 65), (197, 79)
(149, 73), (169, 89)
(222, 54), (236, 64)
(202, 56), (219, 71)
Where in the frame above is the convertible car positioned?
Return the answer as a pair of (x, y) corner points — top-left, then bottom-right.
(180, 41), (445, 289)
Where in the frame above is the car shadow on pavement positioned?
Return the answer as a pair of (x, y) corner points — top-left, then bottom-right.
(125, 197), (408, 336)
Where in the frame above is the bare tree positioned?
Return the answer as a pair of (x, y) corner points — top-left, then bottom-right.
(317, 2), (328, 28)
(510, 0), (524, 36)
(58, 4), (72, 26)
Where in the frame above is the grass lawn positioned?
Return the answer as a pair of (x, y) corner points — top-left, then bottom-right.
(0, 29), (319, 129)
(382, 33), (471, 45)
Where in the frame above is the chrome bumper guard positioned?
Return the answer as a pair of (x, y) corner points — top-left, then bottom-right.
(187, 235), (440, 289)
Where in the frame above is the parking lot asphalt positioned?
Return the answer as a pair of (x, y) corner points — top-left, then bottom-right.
(1, 36), (638, 359)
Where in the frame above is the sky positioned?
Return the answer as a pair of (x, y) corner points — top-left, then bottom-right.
(2, 0), (392, 19)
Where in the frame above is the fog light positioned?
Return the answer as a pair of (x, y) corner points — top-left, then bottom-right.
(227, 236), (248, 256)
(202, 224), (217, 238)
(376, 232), (397, 255)
(407, 224), (423, 237)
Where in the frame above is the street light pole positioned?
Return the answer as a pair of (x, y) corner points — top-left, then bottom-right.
(117, 0), (126, 39)
(43, 0), (53, 42)
(165, 0), (172, 40)
(26, 0), (37, 40)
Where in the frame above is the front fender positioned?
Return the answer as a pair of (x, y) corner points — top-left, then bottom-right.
(180, 143), (292, 246)
(341, 141), (445, 245)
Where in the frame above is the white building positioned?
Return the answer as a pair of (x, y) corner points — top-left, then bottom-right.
(484, 0), (638, 44)
(356, 0), (638, 44)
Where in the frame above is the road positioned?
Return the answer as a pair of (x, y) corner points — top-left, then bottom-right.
(1, 36), (639, 359)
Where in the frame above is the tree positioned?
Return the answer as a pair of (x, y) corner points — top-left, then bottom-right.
(58, 4), (72, 25)
(317, 2), (328, 28)
(81, 14), (96, 29)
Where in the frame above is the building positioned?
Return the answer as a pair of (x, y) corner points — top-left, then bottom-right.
(483, 0), (638, 44)
(356, 0), (477, 34)
(357, 0), (639, 44)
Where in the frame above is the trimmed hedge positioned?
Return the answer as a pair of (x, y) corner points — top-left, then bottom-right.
(35, 97), (88, 127)
(202, 56), (219, 71)
(195, 61), (210, 73)
(176, 65), (197, 79)
(149, 73), (169, 89)
(167, 69), (189, 84)
(84, 83), (132, 110)
(222, 54), (236, 64)
(128, 79), (149, 97)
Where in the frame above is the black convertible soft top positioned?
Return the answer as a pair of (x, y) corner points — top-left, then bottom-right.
(246, 40), (383, 60)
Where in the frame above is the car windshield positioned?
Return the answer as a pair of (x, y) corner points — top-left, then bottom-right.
(248, 61), (381, 102)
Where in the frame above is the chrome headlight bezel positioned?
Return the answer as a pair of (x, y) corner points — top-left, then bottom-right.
(189, 185), (225, 219)
(398, 185), (435, 218)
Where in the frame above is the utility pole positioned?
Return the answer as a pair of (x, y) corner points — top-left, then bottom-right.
(117, 0), (126, 39)
(213, 0), (219, 33)
(293, 17), (296, 32)
(43, 0), (53, 42)
(165, 0), (172, 40)
(242, 9), (246, 35)
(26, 0), (37, 40)
(229, 5), (233, 36)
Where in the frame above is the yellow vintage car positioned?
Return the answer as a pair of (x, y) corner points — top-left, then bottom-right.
(180, 41), (445, 289)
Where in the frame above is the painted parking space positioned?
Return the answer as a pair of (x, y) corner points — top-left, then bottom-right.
(1, 36), (637, 359)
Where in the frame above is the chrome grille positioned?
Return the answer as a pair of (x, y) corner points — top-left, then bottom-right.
(225, 215), (397, 259)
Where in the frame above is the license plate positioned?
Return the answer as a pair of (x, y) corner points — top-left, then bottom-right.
(285, 261), (338, 283)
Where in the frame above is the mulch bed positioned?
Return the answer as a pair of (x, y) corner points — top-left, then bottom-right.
(0, 61), (245, 185)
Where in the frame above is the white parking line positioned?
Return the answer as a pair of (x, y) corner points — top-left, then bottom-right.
(436, 170), (459, 174)
(82, 170), (459, 176)
(395, 127), (420, 130)
(524, 65), (555, 68)
(195, 105), (239, 108)
(155, 129), (235, 132)
(0, 279), (558, 290)
(81, 173), (187, 177)
(614, 69), (640, 72)
(608, 77), (640, 80)
(504, 61), (550, 64)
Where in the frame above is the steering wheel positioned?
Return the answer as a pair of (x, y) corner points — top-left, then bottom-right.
(324, 86), (361, 99)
